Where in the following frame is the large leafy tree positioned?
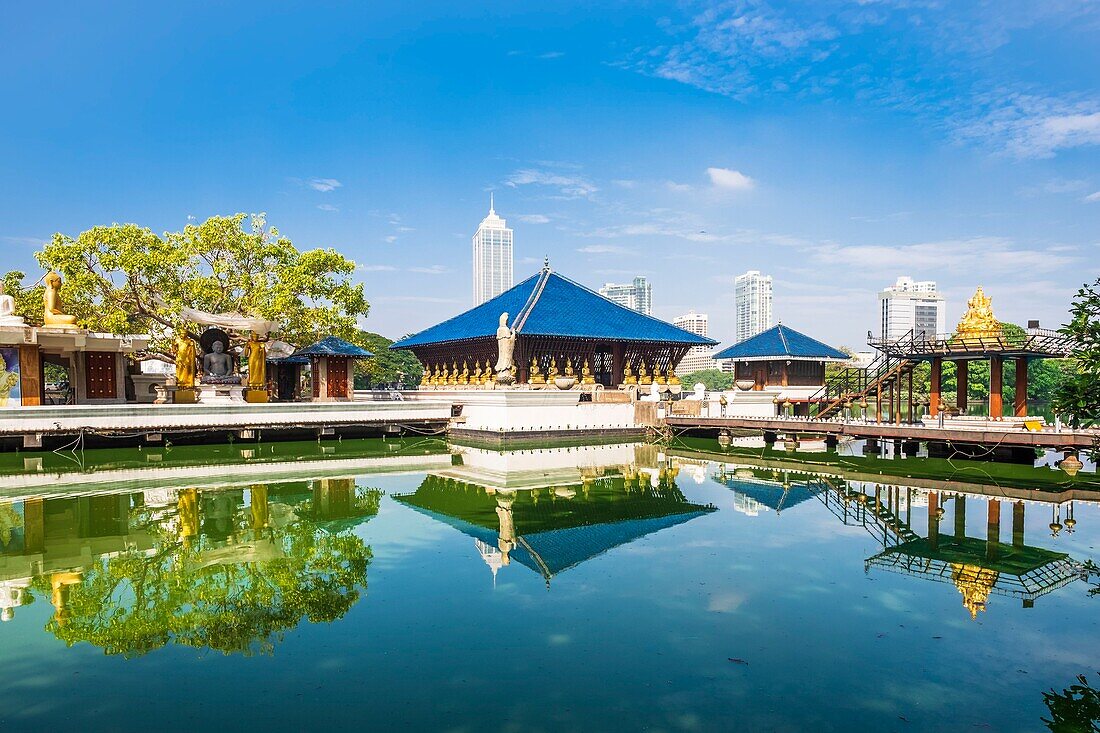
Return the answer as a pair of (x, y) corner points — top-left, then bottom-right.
(26, 213), (368, 362)
(1054, 277), (1100, 426)
(680, 368), (735, 391)
(353, 331), (424, 388)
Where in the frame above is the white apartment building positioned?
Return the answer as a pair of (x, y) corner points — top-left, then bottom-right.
(673, 311), (716, 375)
(734, 270), (773, 344)
(472, 195), (513, 306)
(878, 276), (946, 340)
(599, 276), (652, 316)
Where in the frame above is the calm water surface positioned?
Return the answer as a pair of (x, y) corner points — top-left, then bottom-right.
(0, 438), (1097, 732)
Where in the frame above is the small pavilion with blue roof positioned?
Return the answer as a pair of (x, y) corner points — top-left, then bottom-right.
(713, 324), (848, 414)
(392, 265), (715, 388)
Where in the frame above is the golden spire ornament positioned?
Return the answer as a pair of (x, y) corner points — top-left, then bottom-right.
(955, 286), (1001, 339)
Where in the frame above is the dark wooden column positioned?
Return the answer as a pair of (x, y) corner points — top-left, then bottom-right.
(1014, 357), (1028, 417)
(611, 343), (624, 386)
(18, 344), (42, 406)
(1012, 501), (1025, 547)
(954, 496), (966, 538)
(955, 360), (968, 412)
(929, 357), (942, 417)
(989, 356), (1003, 419)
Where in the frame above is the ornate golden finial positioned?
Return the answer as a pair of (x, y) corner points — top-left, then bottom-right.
(529, 356), (545, 384)
(623, 359), (636, 385)
(955, 286), (1002, 339)
(581, 359), (595, 385)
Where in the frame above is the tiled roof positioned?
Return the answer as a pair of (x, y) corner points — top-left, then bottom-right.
(391, 269), (716, 349)
(713, 324), (847, 361)
(291, 336), (374, 359)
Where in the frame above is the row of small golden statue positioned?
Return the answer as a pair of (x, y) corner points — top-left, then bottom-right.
(419, 355), (681, 388)
(622, 358), (680, 387)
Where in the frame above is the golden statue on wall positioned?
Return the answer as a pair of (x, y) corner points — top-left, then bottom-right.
(623, 359), (636, 385)
(43, 272), (78, 328)
(955, 286), (1001, 338)
(174, 331), (197, 389)
(245, 332), (266, 389)
(581, 359), (595, 385)
(529, 356), (545, 384)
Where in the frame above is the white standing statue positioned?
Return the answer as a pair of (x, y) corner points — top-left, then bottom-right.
(494, 312), (516, 386)
(0, 284), (24, 326)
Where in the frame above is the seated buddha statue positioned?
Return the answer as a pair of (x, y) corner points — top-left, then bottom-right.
(43, 273), (78, 328)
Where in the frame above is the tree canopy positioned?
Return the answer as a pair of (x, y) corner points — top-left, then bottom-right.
(354, 331), (424, 388)
(1054, 277), (1100, 426)
(10, 214), (369, 362)
(679, 369), (735, 392)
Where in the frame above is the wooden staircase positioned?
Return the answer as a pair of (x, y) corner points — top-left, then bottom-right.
(812, 331), (917, 420)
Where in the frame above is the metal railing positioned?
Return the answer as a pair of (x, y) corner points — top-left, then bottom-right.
(868, 327), (1072, 358)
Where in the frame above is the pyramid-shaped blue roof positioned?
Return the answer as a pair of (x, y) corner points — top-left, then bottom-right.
(713, 324), (847, 361)
(391, 269), (716, 349)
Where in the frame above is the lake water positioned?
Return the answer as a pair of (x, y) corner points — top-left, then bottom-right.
(1, 438), (1097, 732)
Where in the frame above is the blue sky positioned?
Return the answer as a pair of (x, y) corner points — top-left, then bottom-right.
(2, 1), (1098, 347)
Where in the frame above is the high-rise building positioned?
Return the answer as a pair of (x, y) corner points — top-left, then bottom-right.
(878, 276), (946, 340)
(472, 194), (513, 306)
(734, 270), (773, 344)
(599, 276), (652, 316)
(673, 311), (716, 375)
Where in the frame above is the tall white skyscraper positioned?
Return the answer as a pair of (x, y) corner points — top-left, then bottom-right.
(472, 195), (513, 305)
(734, 270), (773, 343)
(599, 276), (652, 315)
(878, 276), (946, 340)
(673, 311), (716, 375)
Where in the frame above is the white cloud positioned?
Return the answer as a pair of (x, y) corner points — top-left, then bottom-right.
(1085, 191), (1100, 203)
(408, 265), (448, 274)
(539, 51), (565, 59)
(357, 264), (398, 272)
(384, 235), (398, 243)
(505, 168), (598, 197)
(665, 181), (693, 192)
(808, 236), (1075, 276)
(307, 178), (342, 192)
(612, 179), (637, 188)
(516, 214), (550, 224)
(578, 244), (636, 255)
(316, 203), (339, 212)
(707, 167), (755, 190)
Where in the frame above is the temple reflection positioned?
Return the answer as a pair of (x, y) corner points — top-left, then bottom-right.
(394, 443), (717, 586)
(0, 476), (381, 655)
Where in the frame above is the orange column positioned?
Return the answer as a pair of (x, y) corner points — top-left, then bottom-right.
(929, 357), (942, 417)
(956, 360), (968, 412)
(987, 500), (1001, 560)
(1014, 358), (1028, 417)
(928, 492), (939, 551)
(989, 357), (1003, 419)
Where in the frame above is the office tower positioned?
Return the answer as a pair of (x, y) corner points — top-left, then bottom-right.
(673, 311), (716, 374)
(472, 194), (513, 305)
(879, 276), (946, 340)
(599, 276), (652, 315)
(734, 270), (773, 343)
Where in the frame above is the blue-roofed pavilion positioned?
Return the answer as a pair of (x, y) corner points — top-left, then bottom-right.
(392, 266), (715, 387)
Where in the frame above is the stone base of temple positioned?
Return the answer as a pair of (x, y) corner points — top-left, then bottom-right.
(196, 384), (246, 405)
(244, 389), (269, 403)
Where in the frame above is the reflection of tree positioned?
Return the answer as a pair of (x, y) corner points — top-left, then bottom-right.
(1042, 674), (1100, 732)
(31, 486), (380, 657)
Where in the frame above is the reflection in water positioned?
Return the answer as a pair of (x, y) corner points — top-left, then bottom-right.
(1042, 673), (1100, 732)
(395, 444), (716, 586)
(713, 461), (1091, 619)
(0, 478), (380, 656)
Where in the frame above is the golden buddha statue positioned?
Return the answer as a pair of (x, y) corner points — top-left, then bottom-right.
(483, 358), (493, 385)
(470, 361), (481, 385)
(623, 359), (636, 385)
(548, 356), (559, 379)
(955, 286), (1001, 339)
(529, 356), (545, 384)
(449, 360), (459, 385)
(458, 360), (469, 385)
(439, 362), (449, 385)
(581, 359), (595, 385)
(420, 366), (430, 387)
(175, 331), (197, 389)
(638, 359), (652, 385)
(245, 332), (266, 389)
(565, 358), (575, 378)
(666, 366), (680, 385)
(43, 272), (78, 328)
(654, 364), (666, 385)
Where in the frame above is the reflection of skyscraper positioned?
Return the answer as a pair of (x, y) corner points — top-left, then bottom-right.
(472, 195), (513, 306)
(734, 270), (773, 343)
(599, 276), (652, 315)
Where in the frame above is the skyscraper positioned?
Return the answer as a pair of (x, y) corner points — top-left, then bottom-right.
(472, 195), (513, 306)
(673, 311), (716, 375)
(734, 270), (773, 343)
(878, 276), (945, 340)
(599, 276), (652, 315)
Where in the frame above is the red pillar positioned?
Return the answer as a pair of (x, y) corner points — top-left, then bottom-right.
(928, 492), (939, 551)
(989, 356), (1003, 419)
(956, 360), (968, 412)
(1014, 358), (1028, 417)
(929, 357), (942, 417)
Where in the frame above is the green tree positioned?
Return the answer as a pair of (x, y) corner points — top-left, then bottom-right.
(1041, 673), (1100, 732)
(353, 331), (424, 388)
(0, 270), (44, 324)
(33, 214), (369, 363)
(680, 369), (735, 391)
(1054, 277), (1100, 427)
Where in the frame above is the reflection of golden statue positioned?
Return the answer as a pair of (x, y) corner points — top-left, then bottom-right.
(245, 332), (266, 389)
(955, 286), (1001, 338)
(175, 331), (197, 389)
(951, 563), (998, 620)
(43, 272), (78, 328)
(581, 359), (595, 385)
